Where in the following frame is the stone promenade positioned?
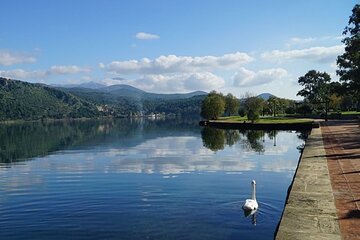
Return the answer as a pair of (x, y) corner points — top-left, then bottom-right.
(276, 120), (360, 240)
(322, 120), (360, 240)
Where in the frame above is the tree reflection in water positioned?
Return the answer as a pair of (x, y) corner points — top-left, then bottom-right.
(202, 127), (286, 153)
(201, 127), (309, 153)
(242, 130), (266, 153)
(295, 130), (310, 153)
(0, 117), (201, 164)
(0, 119), (309, 165)
(201, 127), (226, 151)
(201, 127), (268, 153)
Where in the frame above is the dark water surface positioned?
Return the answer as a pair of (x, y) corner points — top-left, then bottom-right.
(0, 118), (307, 240)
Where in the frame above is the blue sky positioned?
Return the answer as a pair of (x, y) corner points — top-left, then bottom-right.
(0, 0), (357, 99)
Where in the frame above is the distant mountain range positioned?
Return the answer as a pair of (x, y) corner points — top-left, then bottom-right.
(52, 81), (107, 89)
(53, 82), (208, 100)
(257, 93), (276, 101)
(53, 82), (208, 117)
(54, 82), (276, 101)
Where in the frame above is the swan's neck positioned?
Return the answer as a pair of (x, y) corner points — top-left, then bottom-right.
(251, 184), (256, 200)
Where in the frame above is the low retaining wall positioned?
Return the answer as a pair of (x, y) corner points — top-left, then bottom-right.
(199, 120), (318, 130)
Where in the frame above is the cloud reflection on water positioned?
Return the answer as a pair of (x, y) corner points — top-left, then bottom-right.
(23, 130), (303, 176)
(0, 120), (307, 184)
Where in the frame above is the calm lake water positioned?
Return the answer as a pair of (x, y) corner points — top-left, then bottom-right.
(0, 118), (307, 240)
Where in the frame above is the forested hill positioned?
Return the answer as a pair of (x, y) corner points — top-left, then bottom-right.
(0, 78), (101, 121)
(58, 84), (207, 116)
(57, 83), (207, 101)
(0, 78), (207, 121)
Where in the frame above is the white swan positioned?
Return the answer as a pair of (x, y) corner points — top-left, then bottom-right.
(242, 180), (258, 211)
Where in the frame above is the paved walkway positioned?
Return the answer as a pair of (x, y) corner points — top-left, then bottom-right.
(321, 120), (360, 240)
(276, 120), (360, 240)
(276, 127), (341, 240)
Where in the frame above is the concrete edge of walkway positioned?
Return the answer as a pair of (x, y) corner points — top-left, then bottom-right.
(275, 128), (341, 240)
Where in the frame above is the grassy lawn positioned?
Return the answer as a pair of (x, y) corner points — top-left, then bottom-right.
(338, 111), (360, 115)
(212, 111), (360, 124)
(216, 116), (314, 124)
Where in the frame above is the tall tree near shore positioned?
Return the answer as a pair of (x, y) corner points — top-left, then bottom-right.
(242, 93), (263, 123)
(267, 96), (279, 116)
(337, 4), (360, 109)
(224, 93), (239, 116)
(200, 91), (225, 120)
(297, 70), (331, 104)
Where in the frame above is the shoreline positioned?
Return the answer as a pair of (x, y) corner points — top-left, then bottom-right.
(0, 114), (180, 125)
(199, 120), (319, 130)
(0, 116), (121, 125)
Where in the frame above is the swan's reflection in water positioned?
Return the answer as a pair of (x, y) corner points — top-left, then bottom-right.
(243, 208), (257, 226)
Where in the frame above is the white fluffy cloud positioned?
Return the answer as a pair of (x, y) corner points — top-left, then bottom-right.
(285, 36), (343, 48)
(100, 52), (254, 75)
(0, 69), (47, 79)
(135, 32), (160, 40)
(0, 50), (37, 66)
(286, 37), (315, 48)
(0, 65), (91, 80)
(49, 65), (91, 74)
(99, 52), (251, 92)
(233, 67), (288, 87)
(130, 72), (225, 93)
(261, 45), (344, 63)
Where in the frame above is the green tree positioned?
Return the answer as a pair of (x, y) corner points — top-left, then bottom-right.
(297, 70), (331, 119)
(297, 103), (313, 117)
(224, 93), (239, 116)
(337, 4), (360, 109)
(200, 91), (225, 120)
(247, 109), (259, 123)
(238, 107), (246, 117)
(243, 94), (263, 123)
(329, 94), (342, 111)
(297, 70), (331, 104)
(340, 95), (354, 111)
(285, 106), (296, 114)
(267, 96), (279, 116)
(329, 81), (347, 96)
